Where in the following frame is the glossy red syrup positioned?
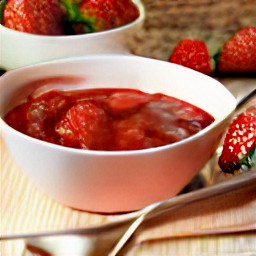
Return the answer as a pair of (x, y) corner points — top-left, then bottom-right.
(4, 88), (214, 151)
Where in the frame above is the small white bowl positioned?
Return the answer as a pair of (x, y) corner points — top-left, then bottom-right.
(0, 55), (236, 213)
(0, 0), (144, 71)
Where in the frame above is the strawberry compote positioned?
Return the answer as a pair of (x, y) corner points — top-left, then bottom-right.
(4, 88), (215, 151)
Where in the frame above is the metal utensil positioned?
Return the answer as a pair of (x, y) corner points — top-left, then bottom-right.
(109, 170), (256, 255)
(1, 171), (255, 256)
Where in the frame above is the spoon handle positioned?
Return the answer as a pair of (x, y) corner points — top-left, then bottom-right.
(110, 171), (256, 255)
(236, 88), (255, 109)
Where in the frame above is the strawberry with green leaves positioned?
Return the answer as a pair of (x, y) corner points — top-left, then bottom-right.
(169, 39), (214, 75)
(58, 0), (92, 34)
(218, 106), (256, 174)
(1, 0), (139, 35)
(217, 27), (256, 74)
(60, 0), (139, 34)
(2, 0), (64, 35)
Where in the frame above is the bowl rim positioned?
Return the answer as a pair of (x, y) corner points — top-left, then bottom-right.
(0, 0), (145, 40)
(0, 54), (237, 157)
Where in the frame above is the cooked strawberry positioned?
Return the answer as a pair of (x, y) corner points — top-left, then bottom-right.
(107, 91), (151, 113)
(114, 113), (167, 150)
(60, 0), (139, 34)
(169, 39), (214, 75)
(217, 27), (256, 73)
(3, 0), (64, 35)
(55, 101), (111, 149)
(218, 106), (256, 174)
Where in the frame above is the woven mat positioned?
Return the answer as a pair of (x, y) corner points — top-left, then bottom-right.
(129, 0), (256, 60)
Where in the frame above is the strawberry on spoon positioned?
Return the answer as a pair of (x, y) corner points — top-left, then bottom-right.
(218, 105), (256, 174)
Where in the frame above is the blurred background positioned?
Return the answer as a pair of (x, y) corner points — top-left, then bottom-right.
(129, 0), (256, 60)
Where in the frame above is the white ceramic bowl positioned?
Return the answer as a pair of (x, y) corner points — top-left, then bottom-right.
(0, 0), (144, 71)
(0, 55), (237, 213)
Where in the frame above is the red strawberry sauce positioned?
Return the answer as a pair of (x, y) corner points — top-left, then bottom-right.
(4, 88), (214, 151)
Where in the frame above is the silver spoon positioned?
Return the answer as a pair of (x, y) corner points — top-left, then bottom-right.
(108, 170), (256, 255)
(2, 171), (255, 256)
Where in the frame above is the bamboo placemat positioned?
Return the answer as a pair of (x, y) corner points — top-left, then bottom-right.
(1, 136), (256, 255)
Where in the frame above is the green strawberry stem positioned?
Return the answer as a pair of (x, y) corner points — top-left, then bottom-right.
(240, 149), (256, 172)
(60, 0), (82, 20)
(0, 0), (8, 24)
(60, 0), (96, 34)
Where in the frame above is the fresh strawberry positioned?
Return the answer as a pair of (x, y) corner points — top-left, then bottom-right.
(217, 27), (256, 73)
(60, 0), (139, 34)
(3, 0), (64, 35)
(218, 106), (256, 174)
(169, 39), (214, 75)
